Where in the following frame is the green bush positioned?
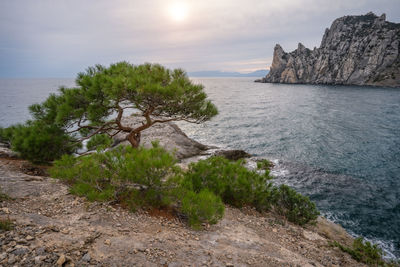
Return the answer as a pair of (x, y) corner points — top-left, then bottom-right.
(271, 184), (319, 225)
(257, 159), (273, 172)
(182, 156), (273, 209)
(8, 121), (79, 164)
(0, 125), (23, 146)
(181, 189), (225, 229)
(51, 149), (320, 228)
(182, 157), (319, 226)
(50, 142), (180, 208)
(333, 237), (394, 266)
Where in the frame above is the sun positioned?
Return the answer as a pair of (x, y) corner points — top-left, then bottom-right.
(168, 2), (189, 22)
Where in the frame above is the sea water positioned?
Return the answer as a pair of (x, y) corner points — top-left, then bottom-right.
(1, 77), (399, 258)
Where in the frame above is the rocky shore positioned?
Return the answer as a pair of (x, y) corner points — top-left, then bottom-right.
(257, 12), (400, 87)
(0, 121), (362, 266)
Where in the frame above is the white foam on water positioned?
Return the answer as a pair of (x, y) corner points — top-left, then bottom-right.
(270, 159), (290, 177)
(322, 211), (398, 260)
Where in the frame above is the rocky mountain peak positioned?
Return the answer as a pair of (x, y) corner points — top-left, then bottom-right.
(258, 12), (400, 87)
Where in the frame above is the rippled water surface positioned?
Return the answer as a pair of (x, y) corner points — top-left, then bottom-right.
(1, 77), (400, 257)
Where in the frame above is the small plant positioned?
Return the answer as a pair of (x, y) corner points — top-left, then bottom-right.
(0, 218), (14, 231)
(0, 192), (11, 202)
(271, 184), (319, 226)
(332, 237), (396, 266)
(181, 189), (224, 229)
(0, 187), (13, 202)
(256, 159), (273, 171)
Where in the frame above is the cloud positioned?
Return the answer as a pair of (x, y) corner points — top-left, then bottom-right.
(0, 0), (399, 77)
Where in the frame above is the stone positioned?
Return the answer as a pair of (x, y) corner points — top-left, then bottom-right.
(11, 247), (29, 255)
(258, 13), (400, 87)
(303, 230), (324, 241)
(81, 253), (91, 262)
(36, 247), (46, 255)
(61, 228), (70, 234)
(7, 254), (16, 264)
(114, 116), (210, 159)
(35, 256), (46, 265)
(26, 235), (34, 241)
(1, 207), (10, 214)
(0, 253), (6, 261)
(56, 254), (66, 266)
(104, 239), (111, 246)
(214, 150), (251, 160)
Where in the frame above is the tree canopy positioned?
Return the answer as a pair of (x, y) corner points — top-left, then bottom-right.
(30, 62), (217, 151)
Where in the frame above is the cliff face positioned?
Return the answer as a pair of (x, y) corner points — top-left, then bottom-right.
(259, 12), (400, 87)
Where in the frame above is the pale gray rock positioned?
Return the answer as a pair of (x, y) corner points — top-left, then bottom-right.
(113, 116), (210, 159)
(258, 13), (400, 87)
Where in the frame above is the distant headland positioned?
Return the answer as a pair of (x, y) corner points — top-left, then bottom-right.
(189, 69), (269, 77)
(256, 12), (400, 87)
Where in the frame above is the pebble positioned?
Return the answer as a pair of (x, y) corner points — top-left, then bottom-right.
(0, 253), (6, 261)
(104, 239), (111, 246)
(61, 228), (70, 234)
(56, 254), (66, 266)
(36, 247), (46, 255)
(11, 247), (29, 255)
(8, 254), (16, 264)
(1, 207), (10, 214)
(26, 235), (34, 241)
(34, 255), (46, 264)
(82, 253), (91, 262)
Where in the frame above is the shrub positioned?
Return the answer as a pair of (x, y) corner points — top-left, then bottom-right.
(333, 237), (392, 266)
(9, 121), (79, 164)
(181, 189), (225, 229)
(182, 156), (273, 210)
(0, 125), (23, 146)
(50, 142), (180, 208)
(271, 184), (319, 226)
(257, 159), (273, 171)
(182, 157), (319, 226)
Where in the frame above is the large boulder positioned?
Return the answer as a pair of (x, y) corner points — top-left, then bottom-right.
(113, 116), (210, 159)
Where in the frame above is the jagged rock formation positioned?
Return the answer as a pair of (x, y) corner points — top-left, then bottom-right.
(258, 12), (400, 87)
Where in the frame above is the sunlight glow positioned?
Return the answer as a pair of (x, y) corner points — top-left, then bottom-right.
(168, 2), (189, 22)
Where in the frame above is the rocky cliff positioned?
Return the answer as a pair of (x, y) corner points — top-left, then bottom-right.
(258, 12), (400, 87)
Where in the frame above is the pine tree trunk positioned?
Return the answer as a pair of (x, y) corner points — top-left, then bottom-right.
(127, 132), (141, 148)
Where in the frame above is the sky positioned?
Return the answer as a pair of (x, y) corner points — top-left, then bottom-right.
(0, 0), (399, 78)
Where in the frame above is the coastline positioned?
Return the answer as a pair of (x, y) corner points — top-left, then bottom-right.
(254, 80), (400, 89)
(0, 120), (364, 266)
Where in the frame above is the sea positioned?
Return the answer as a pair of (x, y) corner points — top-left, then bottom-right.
(1, 77), (399, 259)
